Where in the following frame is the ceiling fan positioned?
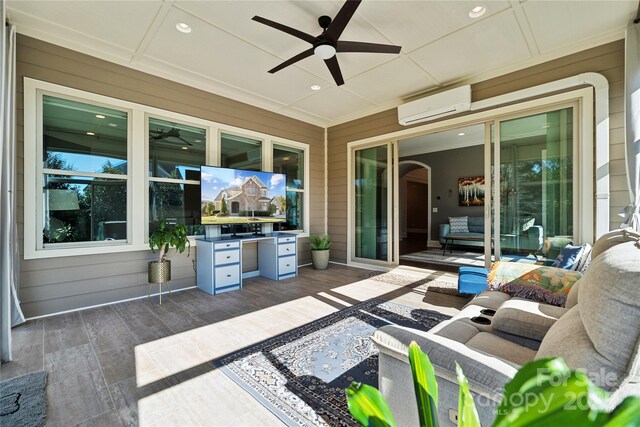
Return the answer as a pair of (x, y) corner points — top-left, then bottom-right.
(150, 128), (192, 146)
(252, 0), (401, 86)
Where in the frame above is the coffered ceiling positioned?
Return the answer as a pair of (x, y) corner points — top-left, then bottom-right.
(6, 0), (638, 127)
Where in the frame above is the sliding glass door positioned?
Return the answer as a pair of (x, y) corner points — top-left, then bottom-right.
(491, 107), (576, 261)
(352, 142), (396, 265)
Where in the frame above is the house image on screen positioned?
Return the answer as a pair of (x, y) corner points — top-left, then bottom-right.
(213, 175), (274, 215)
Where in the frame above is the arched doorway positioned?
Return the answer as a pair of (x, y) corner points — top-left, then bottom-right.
(398, 161), (432, 252)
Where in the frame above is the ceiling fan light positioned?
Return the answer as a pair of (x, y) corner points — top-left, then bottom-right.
(314, 43), (336, 60)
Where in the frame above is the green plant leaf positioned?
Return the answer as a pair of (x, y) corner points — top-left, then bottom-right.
(345, 382), (396, 427)
(604, 396), (640, 427)
(408, 341), (439, 427)
(455, 362), (480, 427)
(494, 358), (611, 427)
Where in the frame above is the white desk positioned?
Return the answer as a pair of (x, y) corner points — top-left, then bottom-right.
(195, 233), (298, 295)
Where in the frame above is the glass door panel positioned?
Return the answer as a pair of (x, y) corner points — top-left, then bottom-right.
(493, 108), (574, 260)
(354, 145), (389, 262)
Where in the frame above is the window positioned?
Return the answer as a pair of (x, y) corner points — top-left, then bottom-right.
(148, 117), (206, 236)
(25, 79), (311, 259)
(221, 133), (262, 170)
(42, 95), (129, 245)
(273, 144), (305, 231)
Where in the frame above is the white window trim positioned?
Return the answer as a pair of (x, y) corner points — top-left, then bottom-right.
(24, 78), (311, 259)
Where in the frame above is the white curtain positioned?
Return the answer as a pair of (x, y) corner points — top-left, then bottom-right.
(1, 13), (26, 363)
(620, 19), (640, 231)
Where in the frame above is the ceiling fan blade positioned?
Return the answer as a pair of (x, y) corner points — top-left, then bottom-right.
(324, 56), (344, 86)
(178, 137), (193, 146)
(337, 40), (401, 54)
(269, 48), (314, 73)
(325, 0), (362, 42)
(252, 16), (316, 44)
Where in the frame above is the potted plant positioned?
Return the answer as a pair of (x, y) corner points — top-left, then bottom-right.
(309, 234), (331, 270)
(148, 221), (190, 303)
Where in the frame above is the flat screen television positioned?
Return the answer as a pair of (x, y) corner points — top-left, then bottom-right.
(200, 165), (286, 225)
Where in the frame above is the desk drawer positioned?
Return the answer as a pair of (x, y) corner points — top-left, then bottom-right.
(278, 243), (295, 257)
(215, 249), (239, 265)
(215, 264), (240, 288)
(278, 256), (296, 275)
(278, 236), (296, 244)
(215, 241), (240, 250)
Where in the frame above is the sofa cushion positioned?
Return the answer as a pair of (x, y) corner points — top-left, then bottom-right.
(467, 332), (537, 366)
(467, 216), (485, 233)
(578, 240), (640, 377)
(565, 278), (581, 309)
(536, 306), (624, 389)
(492, 298), (568, 342)
(590, 228), (640, 259)
(464, 290), (512, 311)
(487, 261), (582, 306)
(449, 216), (469, 233)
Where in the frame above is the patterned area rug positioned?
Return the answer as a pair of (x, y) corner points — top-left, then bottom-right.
(0, 371), (47, 427)
(364, 271), (460, 296)
(215, 298), (450, 426)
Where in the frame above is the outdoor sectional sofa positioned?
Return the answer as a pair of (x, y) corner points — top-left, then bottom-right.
(439, 216), (544, 254)
(374, 228), (640, 426)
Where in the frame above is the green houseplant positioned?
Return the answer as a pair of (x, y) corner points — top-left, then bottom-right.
(345, 342), (640, 427)
(148, 221), (190, 303)
(308, 234), (331, 270)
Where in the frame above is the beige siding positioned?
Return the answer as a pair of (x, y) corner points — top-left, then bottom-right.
(16, 35), (323, 317)
(327, 40), (628, 263)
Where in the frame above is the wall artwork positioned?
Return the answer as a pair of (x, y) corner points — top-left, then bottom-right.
(458, 176), (485, 206)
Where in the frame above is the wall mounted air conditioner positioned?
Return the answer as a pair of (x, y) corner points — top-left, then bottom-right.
(398, 85), (471, 126)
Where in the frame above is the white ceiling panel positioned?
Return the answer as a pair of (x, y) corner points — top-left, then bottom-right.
(290, 87), (376, 122)
(409, 9), (531, 84)
(357, 0), (511, 53)
(6, 0), (162, 52)
(345, 57), (437, 104)
(142, 7), (331, 107)
(6, 0), (635, 126)
(523, 0), (637, 53)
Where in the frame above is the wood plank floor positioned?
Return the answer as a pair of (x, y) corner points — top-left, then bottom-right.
(1, 264), (470, 427)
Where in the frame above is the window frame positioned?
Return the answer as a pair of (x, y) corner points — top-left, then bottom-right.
(271, 140), (309, 232)
(144, 112), (210, 238)
(24, 78), (311, 259)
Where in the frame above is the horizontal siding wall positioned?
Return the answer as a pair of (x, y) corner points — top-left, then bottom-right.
(16, 35), (323, 318)
(327, 40), (627, 263)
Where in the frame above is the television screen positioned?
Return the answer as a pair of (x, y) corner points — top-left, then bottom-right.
(200, 165), (286, 225)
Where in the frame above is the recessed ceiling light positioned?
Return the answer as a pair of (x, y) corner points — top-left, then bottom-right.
(176, 23), (192, 33)
(181, 146), (188, 150)
(310, 85), (322, 91)
(95, 114), (106, 119)
(468, 6), (487, 18)
(195, 139), (202, 143)
(108, 123), (118, 127)
(86, 131), (95, 136)
(458, 132), (466, 136)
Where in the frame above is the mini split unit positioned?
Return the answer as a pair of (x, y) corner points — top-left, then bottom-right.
(397, 85), (472, 126)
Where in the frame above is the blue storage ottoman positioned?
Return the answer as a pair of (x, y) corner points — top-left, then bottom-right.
(458, 266), (489, 295)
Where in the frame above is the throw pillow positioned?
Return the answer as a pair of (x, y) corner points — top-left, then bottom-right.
(516, 217), (536, 233)
(576, 243), (592, 273)
(487, 261), (582, 306)
(551, 244), (585, 270)
(449, 216), (469, 233)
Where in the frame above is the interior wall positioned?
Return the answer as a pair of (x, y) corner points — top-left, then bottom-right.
(16, 35), (324, 318)
(327, 40), (627, 263)
(403, 145), (484, 239)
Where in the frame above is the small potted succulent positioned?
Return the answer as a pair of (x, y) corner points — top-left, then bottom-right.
(148, 221), (190, 302)
(308, 234), (331, 270)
